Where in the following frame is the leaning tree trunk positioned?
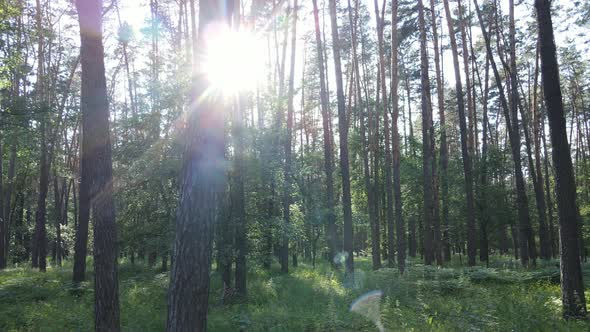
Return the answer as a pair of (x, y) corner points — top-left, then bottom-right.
(535, 0), (587, 319)
(474, 0), (534, 266)
(166, 1), (231, 330)
(76, 0), (121, 330)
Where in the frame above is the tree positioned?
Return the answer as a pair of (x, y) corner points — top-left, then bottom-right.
(442, 0), (477, 266)
(328, 0), (354, 281)
(166, 0), (231, 330)
(281, 0), (298, 274)
(535, 0), (587, 319)
(474, 0), (535, 266)
(312, 0), (337, 265)
(75, 0), (121, 329)
(390, 0), (405, 274)
(418, 0), (436, 265)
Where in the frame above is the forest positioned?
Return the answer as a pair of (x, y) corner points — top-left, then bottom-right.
(1, 0), (590, 330)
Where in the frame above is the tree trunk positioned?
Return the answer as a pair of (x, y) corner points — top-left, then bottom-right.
(313, 0), (337, 266)
(390, 0), (405, 274)
(281, 0), (298, 274)
(443, 0), (477, 267)
(166, 1), (231, 330)
(535, 0), (587, 319)
(76, 0), (121, 329)
(373, 0), (394, 268)
(474, 0), (534, 266)
(328, 0), (354, 282)
(418, 0), (436, 265)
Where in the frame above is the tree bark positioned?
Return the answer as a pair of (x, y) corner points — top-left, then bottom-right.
(535, 0), (587, 319)
(313, 0), (337, 266)
(418, 0), (436, 265)
(76, 0), (121, 329)
(391, 0), (405, 273)
(328, 0), (354, 281)
(166, 1), (231, 330)
(475, 0), (534, 266)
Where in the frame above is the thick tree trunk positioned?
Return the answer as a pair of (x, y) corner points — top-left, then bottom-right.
(328, 0), (354, 282)
(166, 1), (231, 330)
(76, 0), (121, 329)
(535, 0), (587, 319)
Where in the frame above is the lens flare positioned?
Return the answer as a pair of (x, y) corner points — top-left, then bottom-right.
(350, 290), (384, 332)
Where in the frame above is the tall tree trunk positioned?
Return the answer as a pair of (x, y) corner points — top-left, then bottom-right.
(479, 54), (491, 263)
(328, 0), (354, 281)
(531, 42), (551, 260)
(73, 117), (90, 282)
(233, 1), (247, 297)
(535, 0), (587, 319)
(443, 0), (477, 266)
(76, 0), (121, 329)
(313, 0), (337, 265)
(281, 0), (298, 274)
(373, 0), (394, 268)
(418, 0), (436, 265)
(458, 0), (475, 157)
(474, 0), (534, 266)
(391, 0), (405, 273)
(166, 1), (231, 330)
(429, 0), (446, 266)
(509, 0), (536, 264)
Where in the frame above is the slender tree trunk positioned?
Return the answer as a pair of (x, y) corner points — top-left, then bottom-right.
(391, 0), (405, 273)
(475, 0), (534, 266)
(328, 0), (354, 281)
(418, 0), (436, 265)
(443, 0), (477, 266)
(166, 1), (231, 330)
(535, 0), (587, 319)
(313, 0), (337, 265)
(281, 0), (298, 274)
(373, 0), (394, 268)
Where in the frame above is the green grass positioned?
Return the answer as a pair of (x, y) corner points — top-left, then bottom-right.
(1, 257), (590, 331)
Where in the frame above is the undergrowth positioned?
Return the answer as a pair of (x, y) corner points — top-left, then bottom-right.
(1, 257), (589, 331)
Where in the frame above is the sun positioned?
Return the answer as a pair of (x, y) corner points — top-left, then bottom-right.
(202, 27), (264, 94)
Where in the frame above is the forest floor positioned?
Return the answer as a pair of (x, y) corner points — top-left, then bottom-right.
(1, 257), (590, 331)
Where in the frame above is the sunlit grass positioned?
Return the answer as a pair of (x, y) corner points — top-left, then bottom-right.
(1, 258), (590, 331)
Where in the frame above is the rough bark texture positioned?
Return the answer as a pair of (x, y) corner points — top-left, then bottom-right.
(535, 0), (587, 319)
(76, 0), (121, 330)
(166, 1), (231, 330)
(328, 0), (354, 281)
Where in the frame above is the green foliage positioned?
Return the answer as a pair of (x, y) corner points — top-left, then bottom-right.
(2, 258), (590, 331)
